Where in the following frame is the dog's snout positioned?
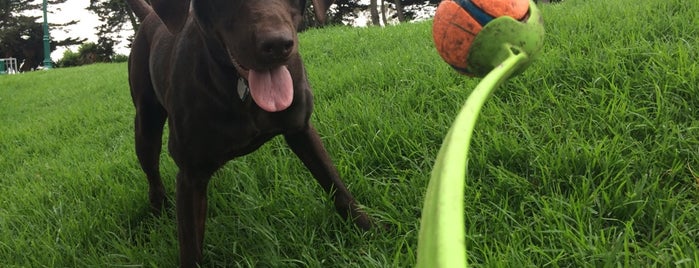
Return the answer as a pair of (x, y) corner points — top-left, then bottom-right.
(257, 31), (294, 62)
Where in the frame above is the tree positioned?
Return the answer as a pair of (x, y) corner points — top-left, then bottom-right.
(397, 0), (438, 21)
(0, 0), (83, 71)
(379, 0), (405, 26)
(88, 0), (136, 60)
(329, 0), (368, 25)
(327, 0), (438, 27)
(369, 0), (380, 26)
(393, 0), (405, 23)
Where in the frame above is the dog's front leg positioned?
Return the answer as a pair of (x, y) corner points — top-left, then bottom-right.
(175, 171), (210, 267)
(284, 124), (372, 230)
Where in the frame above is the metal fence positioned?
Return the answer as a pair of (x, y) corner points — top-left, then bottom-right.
(0, 58), (19, 75)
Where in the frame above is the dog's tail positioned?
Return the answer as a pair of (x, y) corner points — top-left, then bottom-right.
(125, 0), (153, 21)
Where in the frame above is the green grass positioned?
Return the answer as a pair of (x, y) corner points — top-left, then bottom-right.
(1, 0), (697, 266)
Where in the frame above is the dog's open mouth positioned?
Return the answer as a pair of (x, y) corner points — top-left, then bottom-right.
(229, 52), (293, 113)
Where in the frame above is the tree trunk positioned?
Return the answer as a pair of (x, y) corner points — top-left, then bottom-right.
(369, 0), (381, 26)
(380, 0), (388, 26)
(394, 0), (405, 22)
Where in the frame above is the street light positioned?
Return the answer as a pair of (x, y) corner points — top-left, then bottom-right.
(42, 0), (52, 69)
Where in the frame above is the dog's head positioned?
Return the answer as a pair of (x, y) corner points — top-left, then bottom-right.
(149, 0), (334, 112)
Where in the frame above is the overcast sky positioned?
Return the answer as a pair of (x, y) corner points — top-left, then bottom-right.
(28, 0), (132, 60)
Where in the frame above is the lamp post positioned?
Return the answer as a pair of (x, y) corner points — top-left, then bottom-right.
(42, 0), (52, 69)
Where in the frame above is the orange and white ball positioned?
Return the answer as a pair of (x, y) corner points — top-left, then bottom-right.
(432, 0), (530, 75)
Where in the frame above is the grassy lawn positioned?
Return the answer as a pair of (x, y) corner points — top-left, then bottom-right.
(1, 0), (697, 266)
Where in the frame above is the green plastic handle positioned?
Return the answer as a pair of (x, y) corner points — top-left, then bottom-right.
(415, 48), (530, 268)
(416, 1), (544, 266)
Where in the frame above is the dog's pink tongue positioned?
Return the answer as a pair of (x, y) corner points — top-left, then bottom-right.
(248, 66), (293, 112)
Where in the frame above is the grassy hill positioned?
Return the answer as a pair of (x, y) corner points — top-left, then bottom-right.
(1, 0), (697, 266)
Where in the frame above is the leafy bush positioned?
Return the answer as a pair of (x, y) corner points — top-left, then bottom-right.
(112, 54), (128, 63)
(56, 49), (80, 68)
(56, 42), (121, 68)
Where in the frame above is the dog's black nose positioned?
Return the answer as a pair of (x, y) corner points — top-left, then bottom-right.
(257, 31), (294, 62)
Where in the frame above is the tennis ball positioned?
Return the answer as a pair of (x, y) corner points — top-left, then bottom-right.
(432, 0), (533, 76)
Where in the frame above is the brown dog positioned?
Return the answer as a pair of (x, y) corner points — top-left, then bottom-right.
(124, 0), (372, 266)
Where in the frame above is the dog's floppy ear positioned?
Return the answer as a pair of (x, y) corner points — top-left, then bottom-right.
(151, 0), (191, 34)
(312, 0), (335, 24)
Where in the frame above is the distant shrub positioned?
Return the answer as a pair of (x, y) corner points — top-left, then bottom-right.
(56, 42), (124, 68)
(112, 54), (128, 63)
(57, 49), (80, 68)
(77, 42), (111, 65)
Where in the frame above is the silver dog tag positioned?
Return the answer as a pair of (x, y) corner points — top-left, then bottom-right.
(237, 77), (249, 101)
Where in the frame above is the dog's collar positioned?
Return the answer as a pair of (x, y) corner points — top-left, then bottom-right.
(207, 31), (251, 101)
(231, 59), (249, 79)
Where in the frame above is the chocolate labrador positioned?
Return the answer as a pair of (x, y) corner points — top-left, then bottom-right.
(124, 0), (372, 266)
